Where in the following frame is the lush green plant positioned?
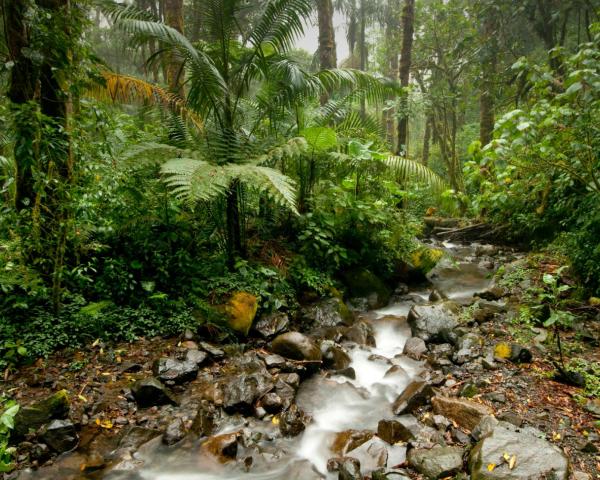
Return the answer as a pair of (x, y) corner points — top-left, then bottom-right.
(0, 398), (19, 473)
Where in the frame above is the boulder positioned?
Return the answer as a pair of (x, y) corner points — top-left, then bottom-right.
(393, 381), (435, 415)
(218, 370), (274, 413)
(184, 348), (208, 366)
(346, 436), (406, 474)
(299, 297), (353, 330)
(199, 342), (225, 359)
(408, 445), (464, 479)
(431, 396), (492, 431)
(403, 337), (427, 360)
(201, 432), (240, 462)
(117, 426), (161, 451)
(253, 312), (289, 338)
(469, 421), (569, 479)
(40, 419), (78, 453)
(190, 401), (218, 437)
(475, 286), (507, 301)
(429, 289), (447, 302)
(342, 321), (376, 346)
(153, 357), (199, 384)
(271, 332), (322, 362)
(225, 291), (258, 336)
(331, 430), (374, 455)
(13, 390), (70, 439)
(342, 268), (391, 309)
(279, 404), (309, 437)
(259, 392), (284, 414)
(407, 303), (459, 343)
(131, 378), (177, 408)
(321, 341), (352, 370)
(377, 419), (414, 444)
(453, 333), (483, 364)
(410, 246), (445, 276)
(338, 457), (362, 480)
(162, 418), (186, 446)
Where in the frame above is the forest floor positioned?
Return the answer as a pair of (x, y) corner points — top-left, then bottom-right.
(3, 245), (600, 479)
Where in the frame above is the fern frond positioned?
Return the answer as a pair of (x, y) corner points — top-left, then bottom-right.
(161, 158), (230, 202)
(385, 156), (448, 192)
(121, 142), (185, 169)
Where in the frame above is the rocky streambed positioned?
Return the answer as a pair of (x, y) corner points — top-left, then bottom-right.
(8, 241), (594, 480)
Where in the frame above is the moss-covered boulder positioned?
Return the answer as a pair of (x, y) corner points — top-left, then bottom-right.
(410, 246), (444, 275)
(342, 268), (391, 309)
(225, 292), (259, 336)
(13, 390), (70, 439)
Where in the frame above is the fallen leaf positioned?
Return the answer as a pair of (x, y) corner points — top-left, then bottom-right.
(271, 416), (279, 425)
(487, 463), (496, 472)
(78, 395), (87, 403)
(95, 418), (113, 429)
(509, 455), (517, 470)
(503, 452), (510, 462)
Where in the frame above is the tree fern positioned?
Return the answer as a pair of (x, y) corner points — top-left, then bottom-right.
(385, 155), (448, 192)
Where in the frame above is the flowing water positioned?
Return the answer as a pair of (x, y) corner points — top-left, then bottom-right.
(17, 241), (500, 480)
(125, 241), (496, 480)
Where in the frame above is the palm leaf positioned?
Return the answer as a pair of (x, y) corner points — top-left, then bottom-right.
(385, 155), (448, 192)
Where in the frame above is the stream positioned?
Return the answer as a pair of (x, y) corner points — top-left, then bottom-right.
(123, 241), (496, 480)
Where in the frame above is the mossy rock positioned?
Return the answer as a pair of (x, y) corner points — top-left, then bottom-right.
(410, 246), (444, 275)
(13, 390), (70, 439)
(225, 292), (259, 336)
(342, 268), (391, 309)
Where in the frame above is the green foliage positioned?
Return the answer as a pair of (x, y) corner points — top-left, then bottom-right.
(567, 358), (600, 398)
(0, 399), (19, 472)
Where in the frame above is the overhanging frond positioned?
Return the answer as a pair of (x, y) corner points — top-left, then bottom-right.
(385, 156), (448, 192)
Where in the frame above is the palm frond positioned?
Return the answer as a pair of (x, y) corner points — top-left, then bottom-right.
(89, 72), (204, 133)
(121, 142), (185, 169)
(385, 155), (448, 192)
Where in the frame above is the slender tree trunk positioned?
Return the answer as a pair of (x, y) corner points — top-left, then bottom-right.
(479, 15), (497, 145)
(164, 0), (185, 95)
(384, 0), (400, 146)
(422, 116), (431, 166)
(359, 0), (367, 116)
(6, 0), (38, 211)
(347, 0), (357, 60)
(226, 181), (244, 267)
(396, 0), (415, 155)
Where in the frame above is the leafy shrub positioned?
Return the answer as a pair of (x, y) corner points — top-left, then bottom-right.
(0, 398), (19, 472)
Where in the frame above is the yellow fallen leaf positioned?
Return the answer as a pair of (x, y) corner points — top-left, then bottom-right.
(95, 418), (113, 429)
(271, 416), (279, 425)
(92, 338), (100, 347)
(509, 455), (517, 470)
(487, 463), (496, 472)
(503, 452), (510, 462)
(552, 432), (561, 441)
(78, 395), (87, 403)
(494, 342), (511, 359)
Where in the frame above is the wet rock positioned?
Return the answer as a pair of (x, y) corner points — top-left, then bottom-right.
(343, 268), (391, 309)
(184, 348), (208, 366)
(337, 367), (356, 379)
(584, 398), (600, 417)
(471, 415), (498, 442)
(475, 285), (507, 301)
(190, 401), (218, 437)
(300, 297), (353, 330)
(407, 303), (459, 343)
(408, 445), (464, 479)
(218, 370), (274, 413)
(275, 379), (297, 409)
(346, 436), (401, 474)
(469, 421), (569, 479)
(13, 390), (70, 439)
(30, 442), (50, 462)
(453, 333), (482, 364)
(225, 291), (258, 336)
(279, 404), (309, 437)
(432, 396), (492, 431)
(392, 381), (435, 415)
(40, 419), (78, 453)
(131, 377), (177, 408)
(377, 419), (414, 444)
(278, 372), (301, 388)
(383, 365), (410, 385)
(118, 426), (162, 451)
(271, 332), (322, 362)
(451, 427), (470, 444)
(201, 431), (240, 462)
(153, 357), (199, 384)
(162, 418), (186, 446)
(253, 312), (289, 338)
(429, 289), (447, 302)
(343, 321), (376, 346)
(321, 341), (352, 370)
(403, 337), (427, 360)
(199, 342), (225, 359)
(428, 343), (454, 367)
(338, 456), (362, 480)
(260, 392), (283, 414)
(332, 430), (374, 455)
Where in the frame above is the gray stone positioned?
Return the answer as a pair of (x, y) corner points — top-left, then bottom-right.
(407, 303), (459, 343)
(153, 357), (199, 384)
(199, 342), (225, 359)
(343, 321), (376, 346)
(253, 312), (290, 338)
(403, 337), (427, 360)
(131, 378), (177, 408)
(432, 396), (492, 431)
(218, 370), (274, 413)
(408, 445), (464, 479)
(453, 333), (483, 364)
(13, 390), (70, 439)
(279, 404), (309, 437)
(40, 419), (78, 453)
(184, 349), (208, 366)
(392, 381), (435, 415)
(469, 421), (569, 479)
(300, 297), (352, 329)
(162, 418), (185, 446)
(321, 341), (352, 370)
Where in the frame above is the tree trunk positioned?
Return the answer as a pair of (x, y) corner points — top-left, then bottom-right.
(164, 0), (185, 95)
(359, 0), (367, 116)
(317, 0), (337, 70)
(384, 0), (400, 146)
(226, 181), (244, 267)
(422, 116), (431, 166)
(396, 0), (415, 155)
(6, 0), (38, 211)
(479, 15), (496, 145)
